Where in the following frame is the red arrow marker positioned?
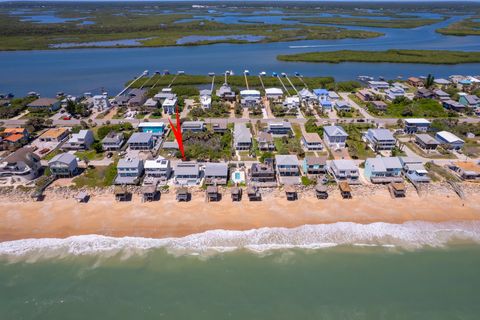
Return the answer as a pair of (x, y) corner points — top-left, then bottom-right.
(168, 105), (186, 160)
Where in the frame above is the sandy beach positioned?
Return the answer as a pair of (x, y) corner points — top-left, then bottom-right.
(1, 184), (479, 242)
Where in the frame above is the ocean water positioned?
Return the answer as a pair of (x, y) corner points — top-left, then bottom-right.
(1, 222), (480, 319)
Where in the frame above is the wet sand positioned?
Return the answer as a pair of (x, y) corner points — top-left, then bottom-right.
(1, 188), (479, 242)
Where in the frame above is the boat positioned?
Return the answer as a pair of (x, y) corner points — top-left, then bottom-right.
(295, 72), (301, 77)
(208, 72), (215, 77)
(281, 72), (287, 77)
(272, 72), (278, 77)
(357, 75), (374, 81)
(142, 70), (149, 76)
(177, 70), (185, 75)
(244, 70), (250, 75)
(162, 70), (169, 75)
(259, 71), (267, 77)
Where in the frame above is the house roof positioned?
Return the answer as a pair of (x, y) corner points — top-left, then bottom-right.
(182, 121), (204, 129)
(367, 129), (395, 141)
(127, 132), (153, 144)
(234, 123), (251, 144)
(257, 131), (273, 143)
(48, 152), (77, 165)
(275, 154), (299, 166)
(117, 158), (142, 168)
(305, 156), (327, 166)
(366, 157), (402, 172)
(27, 98), (58, 107)
(415, 134), (439, 145)
(265, 88), (283, 95)
(332, 159), (358, 171)
(404, 118), (430, 125)
(302, 132), (322, 143)
(2, 147), (39, 168)
(268, 121), (292, 129)
(464, 95), (480, 104)
(240, 90), (260, 96)
(313, 88), (328, 95)
(4, 134), (24, 143)
(175, 162), (199, 175)
(144, 157), (169, 169)
(436, 131), (464, 144)
(3, 128), (27, 134)
(139, 122), (165, 128)
(101, 131), (124, 143)
(205, 163), (228, 177)
(39, 127), (69, 139)
(324, 125), (348, 137)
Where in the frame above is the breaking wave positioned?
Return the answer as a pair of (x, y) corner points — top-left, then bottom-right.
(1, 221), (480, 261)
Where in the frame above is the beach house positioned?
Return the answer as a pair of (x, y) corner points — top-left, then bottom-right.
(404, 118), (431, 134)
(240, 89), (261, 107)
(27, 98), (60, 111)
(127, 89), (147, 108)
(370, 101), (388, 112)
(143, 156), (172, 184)
(323, 125), (348, 149)
(127, 132), (154, 150)
(334, 100), (351, 112)
(301, 132), (323, 151)
(415, 134), (439, 150)
(267, 121), (292, 136)
(211, 122), (228, 134)
(138, 122), (165, 136)
(364, 128), (396, 152)
(450, 162), (480, 180)
(234, 123), (252, 150)
(442, 100), (466, 112)
(298, 88), (316, 103)
(400, 157), (430, 183)
(115, 158), (144, 185)
(48, 152), (78, 178)
(93, 94), (110, 111)
(368, 81), (390, 90)
(62, 129), (94, 150)
(250, 159), (276, 185)
(319, 98), (333, 111)
(328, 91), (340, 101)
(154, 88), (176, 103)
(385, 86), (406, 102)
(275, 154), (300, 184)
(143, 98), (158, 109)
(329, 159), (360, 184)
(1, 127), (29, 146)
(313, 88), (329, 100)
(435, 131), (464, 150)
(101, 132), (124, 151)
(182, 121), (205, 133)
(257, 132), (275, 151)
(364, 156), (403, 184)
(265, 88), (284, 101)
(458, 93), (480, 109)
(174, 162), (201, 185)
(0, 147), (41, 181)
(283, 96), (300, 109)
(204, 162), (229, 185)
(38, 128), (69, 142)
(162, 97), (177, 115)
(356, 89), (374, 102)
(433, 89), (450, 101)
(408, 77), (424, 87)
(303, 156), (327, 176)
(216, 84), (236, 101)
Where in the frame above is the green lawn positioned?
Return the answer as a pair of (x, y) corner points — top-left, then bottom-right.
(75, 149), (104, 161)
(72, 163), (117, 188)
(344, 124), (376, 160)
(278, 50), (480, 65)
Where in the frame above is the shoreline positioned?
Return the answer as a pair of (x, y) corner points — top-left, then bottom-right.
(1, 184), (479, 243)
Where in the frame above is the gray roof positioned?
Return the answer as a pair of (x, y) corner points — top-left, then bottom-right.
(162, 141), (179, 149)
(127, 132), (153, 144)
(275, 154), (299, 166)
(117, 158), (142, 169)
(465, 95), (480, 104)
(182, 121), (205, 129)
(2, 147), (40, 168)
(48, 152), (77, 165)
(415, 134), (439, 145)
(257, 132), (273, 143)
(305, 156), (327, 166)
(368, 129), (395, 141)
(175, 162), (200, 175)
(324, 125), (348, 138)
(234, 123), (251, 144)
(102, 131), (124, 144)
(367, 157), (402, 172)
(204, 163), (228, 177)
(332, 159), (358, 171)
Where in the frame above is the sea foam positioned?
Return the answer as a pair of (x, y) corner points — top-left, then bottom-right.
(1, 221), (480, 260)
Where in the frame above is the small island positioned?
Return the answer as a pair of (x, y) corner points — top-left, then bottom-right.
(277, 49), (480, 65)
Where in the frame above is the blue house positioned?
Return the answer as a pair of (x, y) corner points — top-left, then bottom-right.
(313, 88), (329, 99)
(319, 98), (333, 110)
(138, 122), (165, 136)
(364, 157), (403, 183)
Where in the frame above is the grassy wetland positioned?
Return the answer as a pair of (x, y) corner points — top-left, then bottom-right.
(277, 50), (480, 65)
(436, 16), (480, 36)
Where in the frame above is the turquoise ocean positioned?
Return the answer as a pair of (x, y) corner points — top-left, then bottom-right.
(1, 221), (480, 320)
